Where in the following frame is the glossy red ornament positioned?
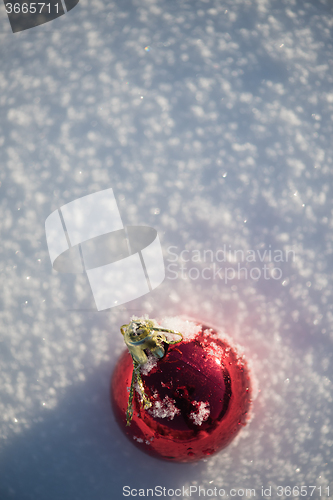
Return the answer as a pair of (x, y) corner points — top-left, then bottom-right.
(111, 320), (252, 462)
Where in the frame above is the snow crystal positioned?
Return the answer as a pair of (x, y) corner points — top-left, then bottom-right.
(158, 317), (201, 342)
(134, 381), (144, 402)
(189, 401), (210, 426)
(140, 354), (158, 375)
(129, 315), (159, 329)
(133, 436), (144, 443)
(148, 396), (180, 420)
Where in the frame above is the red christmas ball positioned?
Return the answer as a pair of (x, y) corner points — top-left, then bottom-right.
(111, 318), (252, 463)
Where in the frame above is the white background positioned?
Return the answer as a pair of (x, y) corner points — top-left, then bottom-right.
(0, 0), (332, 499)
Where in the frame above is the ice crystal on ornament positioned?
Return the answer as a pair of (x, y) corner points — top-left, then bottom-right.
(160, 317), (201, 341)
(189, 401), (210, 426)
(140, 353), (158, 375)
(133, 436), (144, 443)
(148, 395), (180, 420)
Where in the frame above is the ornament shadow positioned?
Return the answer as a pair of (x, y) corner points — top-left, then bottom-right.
(0, 362), (213, 500)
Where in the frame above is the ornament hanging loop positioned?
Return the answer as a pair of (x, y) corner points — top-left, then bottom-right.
(120, 318), (183, 425)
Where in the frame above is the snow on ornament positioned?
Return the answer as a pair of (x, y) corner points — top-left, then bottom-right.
(111, 316), (252, 462)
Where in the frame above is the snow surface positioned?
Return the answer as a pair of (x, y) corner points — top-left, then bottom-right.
(0, 0), (333, 499)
